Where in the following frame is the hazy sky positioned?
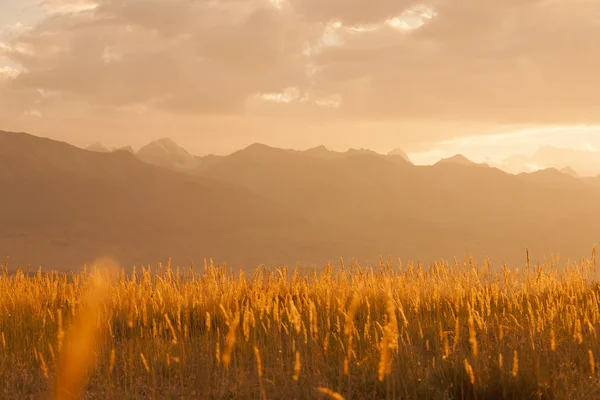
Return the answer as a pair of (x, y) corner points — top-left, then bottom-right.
(1, 0), (600, 166)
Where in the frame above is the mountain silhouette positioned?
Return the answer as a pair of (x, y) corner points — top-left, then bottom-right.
(0, 131), (309, 270)
(2, 131), (600, 270)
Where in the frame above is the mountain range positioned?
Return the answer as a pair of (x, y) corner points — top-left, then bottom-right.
(501, 145), (600, 176)
(2, 130), (599, 271)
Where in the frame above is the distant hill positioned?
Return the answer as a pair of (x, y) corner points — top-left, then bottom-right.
(2, 132), (600, 270)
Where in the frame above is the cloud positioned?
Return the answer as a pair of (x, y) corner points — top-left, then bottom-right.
(0, 22), (32, 39)
(42, 0), (99, 14)
(0, 66), (21, 80)
(1, 0), (600, 150)
(2, 0), (315, 115)
(287, 0), (420, 25)
(22, 108), (43, 118)
(309, 0), (600, 122)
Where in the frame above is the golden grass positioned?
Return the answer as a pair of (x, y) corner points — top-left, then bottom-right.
(1, 252), (600, 399)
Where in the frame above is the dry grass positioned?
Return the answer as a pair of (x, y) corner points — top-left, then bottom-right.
(1, 250), (600, 399)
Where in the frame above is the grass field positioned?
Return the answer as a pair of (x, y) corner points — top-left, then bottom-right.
(1, 250), (599, 399)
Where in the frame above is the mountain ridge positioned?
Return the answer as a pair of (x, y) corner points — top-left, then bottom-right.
(3, 130), (599, 271)
(82, 138), (593, 179)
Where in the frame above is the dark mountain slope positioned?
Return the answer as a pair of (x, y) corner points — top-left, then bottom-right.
(0, 131), (311, 270)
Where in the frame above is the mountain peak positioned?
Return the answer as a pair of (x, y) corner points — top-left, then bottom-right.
(560, 166), (580, 178)
(303, 145), (331, 156)
(346, 148), (378, 156)
(154, 137), (179, 147)
(137, 137), (198, 169)
(223, 143), (289, 162)
(244, 142), (274, 151)
(114, 145), (135, 154)
(436, 154), (477, 166)
(300, 145), (347, 161)
(306, 145), (329, 152)
(86, 142), (112, 153)
(139, 137), (187, 152)
(233, 143), (286, 157)
(520, 167), (584, 186)
(388, 148), (412, 164)
(141, 137), (188, 153)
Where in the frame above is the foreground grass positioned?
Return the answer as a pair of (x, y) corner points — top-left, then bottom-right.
(1, 252), (599, 399)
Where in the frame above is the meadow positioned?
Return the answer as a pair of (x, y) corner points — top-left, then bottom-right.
(1, 250), (599, 399)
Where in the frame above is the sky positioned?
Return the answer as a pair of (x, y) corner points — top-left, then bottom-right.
(1, 0), (600, 173)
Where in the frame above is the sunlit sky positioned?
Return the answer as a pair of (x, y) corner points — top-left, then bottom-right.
(1, 0), (600, 175)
